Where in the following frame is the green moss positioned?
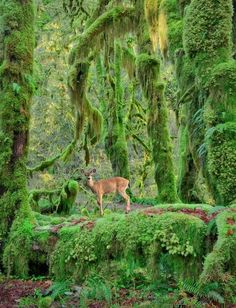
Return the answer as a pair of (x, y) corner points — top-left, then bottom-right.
(51, 211), (206, 282)
(104, 40), (130, 179)
(162, 0), (183, 60)
(207, 123), (236, 204)
(136, 54), (179, 202)
(3, 204), (35, 278)
(56, 180), (79, 214)
(200, 210), (236, 283)
(176, 0), (235, 205)
(0, 0), (35, 274)
(205, 60), (236, 124)
(71, 6), (135, 60)
(183, 0), (232, 62)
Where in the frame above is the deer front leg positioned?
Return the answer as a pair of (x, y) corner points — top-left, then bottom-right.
(97, 194), (104, 216)
(119, 191), (130, 213)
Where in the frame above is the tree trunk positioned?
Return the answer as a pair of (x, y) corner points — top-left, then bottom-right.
(136, 0), (179, 202)
(183, 0), (236, 205)
(0, 0), (35, 275)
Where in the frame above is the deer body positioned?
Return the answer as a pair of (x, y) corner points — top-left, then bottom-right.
(82, 169), (130, 215)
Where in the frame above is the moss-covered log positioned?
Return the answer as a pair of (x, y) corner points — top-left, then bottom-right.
(0, 0), (35, 271)
(51, 211), (207, 282)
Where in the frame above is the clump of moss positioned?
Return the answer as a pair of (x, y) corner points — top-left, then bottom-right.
(183, 0), (232, 62)
(56, 180), (79, 214)
(207, 123), (236, 205)
(0, 0), (35, 273)
(51, 211), (206, 282)
(200, 210), (236, 283)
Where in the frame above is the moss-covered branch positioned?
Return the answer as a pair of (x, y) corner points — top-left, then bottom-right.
(70, 6), (135, 62)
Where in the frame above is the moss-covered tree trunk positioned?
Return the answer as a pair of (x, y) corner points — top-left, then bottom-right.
(0, 0), (35, 272)
(183, 0), (236, 205)
(135, 0), (179, 203)
(104, 40), (130, 179)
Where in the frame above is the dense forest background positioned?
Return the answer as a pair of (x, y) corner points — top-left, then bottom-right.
(0, 0), (236, 306)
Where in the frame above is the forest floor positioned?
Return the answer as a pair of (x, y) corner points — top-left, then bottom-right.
(0, 277), (227, 307)
(0, 279), (51, 308)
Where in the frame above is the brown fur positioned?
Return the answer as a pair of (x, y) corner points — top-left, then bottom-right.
(82, 169), (130, 215)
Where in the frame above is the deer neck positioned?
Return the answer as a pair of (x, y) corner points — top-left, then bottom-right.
(87, 179), (97, 193)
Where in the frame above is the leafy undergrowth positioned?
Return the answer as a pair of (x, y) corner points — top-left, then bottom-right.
(1, 277), (232, 308)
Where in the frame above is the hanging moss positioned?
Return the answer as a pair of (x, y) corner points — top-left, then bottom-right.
(71, 6), (136, 61)
(161, 0), (183, 60)
(68, 59), (103, 145)
(144, 0), (160, 52)
(56, 180), (79, 214)
(104, 40), (130, 179)
(137, 54), (179, 202)
(0, 0), (35, 271)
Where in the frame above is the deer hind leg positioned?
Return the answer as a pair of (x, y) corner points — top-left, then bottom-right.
(119, 189), (130, 213)
(97, 194), (104, 216)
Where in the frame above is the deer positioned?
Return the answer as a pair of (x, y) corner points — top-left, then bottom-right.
(81, 168), (130, 216)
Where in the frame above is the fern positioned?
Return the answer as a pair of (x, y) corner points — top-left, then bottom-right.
(205, 127), (217, 142)
(207, 291), (225, 304)
(197, 143), (207, 158)
(181, 280), (224, 304)
(47, 280), (71, 300)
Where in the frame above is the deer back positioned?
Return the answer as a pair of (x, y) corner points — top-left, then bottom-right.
(94, 177), (129, 195)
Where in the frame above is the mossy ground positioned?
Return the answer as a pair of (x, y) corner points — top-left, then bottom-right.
(1, 202), (235, 306)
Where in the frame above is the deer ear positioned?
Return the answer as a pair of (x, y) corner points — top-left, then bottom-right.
(92, 168), (96, 174)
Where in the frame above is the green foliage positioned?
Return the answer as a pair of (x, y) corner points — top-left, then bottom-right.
(80, 276), (112, 307)
(51, 211), (206, 282)
(200, 210), (236, 283)
(207, 122), (236, 204)
(3, 206), (35, 277)
(183, 0), (232, 62)
(180, 280), (225, 304)
(137, 54), (179, 202)
(0, 0), (35, 273)
(162, 0), (183, 60)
